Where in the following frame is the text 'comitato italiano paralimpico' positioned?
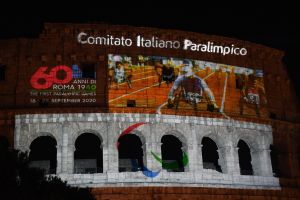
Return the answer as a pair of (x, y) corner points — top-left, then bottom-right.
(77, 32), (247, 56)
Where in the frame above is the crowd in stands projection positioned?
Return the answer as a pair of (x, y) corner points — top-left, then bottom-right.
(108, 54), (268, 118)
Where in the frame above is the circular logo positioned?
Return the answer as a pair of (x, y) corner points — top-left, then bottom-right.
(117, 123), (189, 178)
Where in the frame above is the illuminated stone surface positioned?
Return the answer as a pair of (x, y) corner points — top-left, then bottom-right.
(15, 113), (278, 189)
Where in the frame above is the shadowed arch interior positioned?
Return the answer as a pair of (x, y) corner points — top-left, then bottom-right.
(270, 144), (280, 177)
(238, 140), (253, 175)
(118, 134), (144, 172)
(74, 133), (103, 173)
(29, 136), (57, 174)
(0, 135), (9, 150)
(161, 134), (184, 172)
(201, 137), (222, 172)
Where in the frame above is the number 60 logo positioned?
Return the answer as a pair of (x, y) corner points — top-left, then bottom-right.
(30, 66), (73, 89)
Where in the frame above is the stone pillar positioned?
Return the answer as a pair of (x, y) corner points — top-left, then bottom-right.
(56, 145), (62, 174)
(67, 145), (75, 174)
(251, 149), (260, 175)
(217, 147), (227, 173)
(260, 148), (273, 176)
(252, 148), (273, 176)
(107, 122), (121, 173)
(224, 146), (240, 175)
(102, 143), (109, 173)
(188, 124), (200, 172)
(14, 122), (21, 149)
(18, 145), (30, 154)
(61, 133), (68, 173)
(61, 131), (75, 174)
(197, 144), (203, 171)
(145, 141), (161, 171)
(107, 141), (119, 173)
(187, 143), (200, 172)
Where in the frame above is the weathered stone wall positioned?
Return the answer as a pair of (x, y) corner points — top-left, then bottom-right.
(15, 113), (278, 189)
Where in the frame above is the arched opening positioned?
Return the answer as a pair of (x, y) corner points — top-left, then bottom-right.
(238, 140), (253, 175)
(74, 133), (103, 173)
(118, 134), (144, 172)
(161, 135), (184, 172)
(0, 135), (9, 151)
(270, 144), (280, 177)
(201, 137), (222, 172)
(29, 136), (57, 174)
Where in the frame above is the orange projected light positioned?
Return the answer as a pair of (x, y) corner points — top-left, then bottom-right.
(108, 54), (268, 118)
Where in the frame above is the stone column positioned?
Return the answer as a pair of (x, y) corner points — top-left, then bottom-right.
(102, 143), (109, 173)
(260, 148), (273, 176)
(107, 140), (119, 173)
(224, 146), (240, 175)
(188, 124), (201, 172)
(18, 145), (30, 154)
(61, 131), (75, 174)
(252, 148), (273, 176)
(197, 144), (203, 171)
(61, 133), (68, 173)
(67, 145), (75, 174)
(14, 122), (21, 149)
(217, 147), (227, 173)
(56, 145), (62, 174)
(145, 141), (162, 171)
(187, 143), (200, 172)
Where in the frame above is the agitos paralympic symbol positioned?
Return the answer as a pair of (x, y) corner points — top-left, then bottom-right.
(116, 122), (189, 178)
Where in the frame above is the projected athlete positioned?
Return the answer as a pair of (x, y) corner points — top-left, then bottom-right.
(123, 61), (133, 86)
(167, 59), (218, 110)
(108, 60), (114, 87)
(163, 63), (175, 83)
(240, 70), (266, 117)
(113, 61), (132, 89)
(155, 59), (176, 86)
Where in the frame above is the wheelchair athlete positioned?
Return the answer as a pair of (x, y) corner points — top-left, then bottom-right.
(114, 61), (132, 89)
(167, 60), (218, 111)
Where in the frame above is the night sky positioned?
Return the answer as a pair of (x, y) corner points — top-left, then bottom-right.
(1, 4), (299, 97)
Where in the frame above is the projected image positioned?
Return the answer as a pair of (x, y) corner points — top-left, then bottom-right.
(108, 55), (133, 89)
(29, 64), (97, 105)
(108, 54), (268, 118)
(116, 122), (189, 177)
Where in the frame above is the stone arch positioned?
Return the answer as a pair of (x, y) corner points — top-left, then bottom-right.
(234, 132), (260, 151)
(199, 132), (226, 150)
(199, 130), (227, 173)
(74, 132), (103, 173)
(66, 121), (107, 146)
(111, 123), (148, 151)
(28, 132), (59, 150)
(160, 130), (188, 172)
(201, 137), (222, 172)
(117, 130), (146, 172)
(235, 133), (266, 176)
(237, 139), (253, 175)
(155, 124), (189, 144)
(31, 132), (56, 140)
(129, 130), (147, 147)
(72, 129), (104, 147)
(29, 135), (57, 174)
(161, 130), (188, 150)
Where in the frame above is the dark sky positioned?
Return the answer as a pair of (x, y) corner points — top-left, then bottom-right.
(1, 3), (299, 97)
